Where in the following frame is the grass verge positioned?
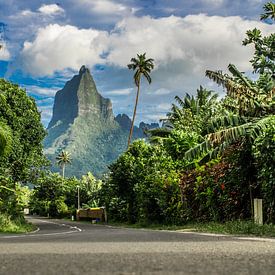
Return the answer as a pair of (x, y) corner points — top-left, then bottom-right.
(106, 220), (275, 237)
(0, 213), (35, 233)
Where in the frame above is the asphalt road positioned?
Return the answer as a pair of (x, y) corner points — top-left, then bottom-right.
(0, 217), (275, 274)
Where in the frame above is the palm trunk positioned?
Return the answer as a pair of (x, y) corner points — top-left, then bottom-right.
(62, 164), (65, 178)
(127, 79), (140, 148)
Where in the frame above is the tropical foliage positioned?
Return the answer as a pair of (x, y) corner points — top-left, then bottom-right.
(99, 140), (182, 224)
(0, 79), (47, 226)
(103, 2), (275, 224)
(30, 171), (102, 217)
(1, 2), (275, 229)
(0, 79), (47, 182)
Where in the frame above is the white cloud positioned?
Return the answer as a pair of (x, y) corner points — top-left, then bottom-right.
(154, 88), (172, 95)
(20, 9), (36, 17)
(77, 0), (134, 15)
(20, 24), (109, 76)
(156, 103), (172, 111)
(104, 88), (133, 96)
(17, 14), (274, 99)
(38, 106), (53, 126)
(20, 14), (274, 78)
(24, 85), (60, 97)
(89, 0), (126, 14)
(0, 42), (10, 61)
(38, 4), (65, 15)
(107, 14), (273, 72)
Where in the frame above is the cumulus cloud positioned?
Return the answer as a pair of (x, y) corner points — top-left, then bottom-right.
(15, 13), (274, 125)
(38, 4), (65, 15)
(20, 24), (109, 76)
(0, 42), (10, 60)
(18, 14), (273, 78)
(107, 14), (274, 71)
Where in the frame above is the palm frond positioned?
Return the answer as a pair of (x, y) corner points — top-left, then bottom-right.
(260, 2), (275, 20)
(185, 115), (274, 162)
(143, 71), (152, 84)
(206, 114), (247, 134)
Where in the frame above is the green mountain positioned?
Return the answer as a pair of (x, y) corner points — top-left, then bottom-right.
(44, 66), (158, 178)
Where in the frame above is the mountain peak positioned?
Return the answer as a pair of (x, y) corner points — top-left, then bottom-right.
(48, 66), (113, 129)
(79, 65), (90, 75)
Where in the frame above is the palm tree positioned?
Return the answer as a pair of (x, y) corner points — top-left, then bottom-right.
(260, 2), (275, 20)
(56, 150), (72, 178)
(127, 53), (154, 148)
(167, 86), (219, 126)
(147, 86), (220, 143)
(185, 64), (275, 162)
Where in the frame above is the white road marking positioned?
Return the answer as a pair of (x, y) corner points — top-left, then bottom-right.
(0, 218), (82, 239)
(0, 230), (77, 239)
(237, 236), (275, 242)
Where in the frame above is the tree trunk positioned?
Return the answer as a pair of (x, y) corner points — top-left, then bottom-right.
(62, 164), (65, 178)
(127, 79), (141, 148)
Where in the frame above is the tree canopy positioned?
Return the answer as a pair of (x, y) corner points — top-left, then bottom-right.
(0, 79), (47, 182)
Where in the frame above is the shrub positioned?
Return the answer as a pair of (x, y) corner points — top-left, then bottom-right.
(100, 140), (183, 224)
(180, 143), (253, 222)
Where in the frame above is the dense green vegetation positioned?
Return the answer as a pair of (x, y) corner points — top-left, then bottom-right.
(0, 79), (47, 231)
(0, 2), (274, 233)
(0, 213), (34, 233)
(98, 2), (275, 225)
(107, 220), (275, 237)
(30, 172), (102, 217)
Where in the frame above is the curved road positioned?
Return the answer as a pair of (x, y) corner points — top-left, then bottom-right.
(0, 216), (275, 274)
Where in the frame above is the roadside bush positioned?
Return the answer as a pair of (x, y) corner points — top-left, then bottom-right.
(0, 175), (31, 218)
(0, 213), (33, 233)
(100, 140), (183, 224)
(180, 143), (253, 222)
(253, 116), (275, 223)
(30, 171), (102, 217)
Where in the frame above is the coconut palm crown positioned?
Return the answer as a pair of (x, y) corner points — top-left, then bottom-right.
(56, 150), (72, 178)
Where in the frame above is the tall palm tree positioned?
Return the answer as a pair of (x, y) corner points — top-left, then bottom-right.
(56, 150), (72, 178)
(127, 53), (154, 148)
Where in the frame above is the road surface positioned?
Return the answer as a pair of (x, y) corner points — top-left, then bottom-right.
(0, 217), (275, 274)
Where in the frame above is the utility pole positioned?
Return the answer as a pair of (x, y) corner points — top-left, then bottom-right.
(77, 186), (80, 210)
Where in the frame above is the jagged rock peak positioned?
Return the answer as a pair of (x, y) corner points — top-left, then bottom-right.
(47, 65), (114, 129)
(79, 65), (90, 75)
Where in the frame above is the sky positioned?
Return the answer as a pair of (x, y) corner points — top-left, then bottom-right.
(0, 0), (274, 127)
